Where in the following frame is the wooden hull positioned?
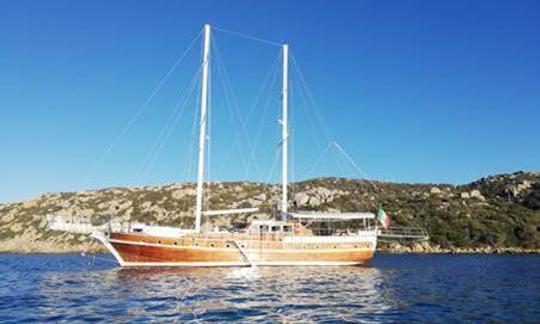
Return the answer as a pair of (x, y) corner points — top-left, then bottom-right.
(94, 232), (376, 267)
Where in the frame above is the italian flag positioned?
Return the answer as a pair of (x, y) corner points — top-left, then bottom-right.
(376, 206), (390, 229)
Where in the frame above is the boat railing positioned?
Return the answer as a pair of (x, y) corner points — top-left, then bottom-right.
(377, 225), (429, 241)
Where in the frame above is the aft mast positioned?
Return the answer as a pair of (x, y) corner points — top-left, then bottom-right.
(281, 44), (289, 214)
(195, 24), (211, 233)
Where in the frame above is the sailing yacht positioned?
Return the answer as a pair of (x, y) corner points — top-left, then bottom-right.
(92, 24), (381, 267)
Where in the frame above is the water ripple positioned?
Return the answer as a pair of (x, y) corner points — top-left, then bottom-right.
(0, 254), (538, 322)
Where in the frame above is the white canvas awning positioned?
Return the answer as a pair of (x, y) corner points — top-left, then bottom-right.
(290, 212), (375, 220)
(203, 208), (259, 216)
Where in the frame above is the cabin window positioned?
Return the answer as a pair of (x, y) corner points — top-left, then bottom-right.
(225, 244), (231, 248)
(259, 225), (269, 232)
(194, 243), (199, 247)
(271, 225), (281, 232)
(133, 228), (143, 233)
(210, 243), (215, 247)
(240, 244), (245, 248)
(333, 246), (337, 249)
(157, 241), (162, 245)
(283, 226), (292, 232)
(173, 242), (178, 245)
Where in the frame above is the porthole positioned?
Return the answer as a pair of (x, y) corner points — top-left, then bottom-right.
(210, 243), (215, 247)
(354, 245), (358, 249)
(173, 242), (178, 245)
(315, 246), (320, 249)
(240, 244), (245, 248)
(157, 241), (162, 245)
(333, 246), (337, 249)
(194, 243), (199, 247)
(225, 244), (231, 248)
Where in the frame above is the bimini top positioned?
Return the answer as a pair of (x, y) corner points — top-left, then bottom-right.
(289, 211), (375, 221)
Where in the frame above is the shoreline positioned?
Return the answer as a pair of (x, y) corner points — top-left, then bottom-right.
(1, 245), (538, 255)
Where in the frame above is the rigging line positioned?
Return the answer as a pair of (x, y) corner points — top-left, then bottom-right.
(294, 69), (324, 155)
(244, 51), (282, 123)
(290, 50), (378, 190)
(211, 49), (252, 184)
(267, 121), (282, 184)
(213, 26), (282, 47)
(183, 34), (207, 183)
(235, 50), (281, 175)
(212, 38), (258, 170)
(135, 65), (202, 184)
(335, 149), (348, 179)
(84, 29), (202, 184)
(245, 54), (281, 173)
(306, 141), (332, 178)
(213, 34), (273, 155)
(136, 70), (200, 184)
(182, 92), (200, 182)
(136, 65), (201, 181)
(331, 141), (379, 191)
(138, 73), (200, 182)
(211, 38), (252, 176)
(265, 146), (281, 184)
(289, 51), (333, 142)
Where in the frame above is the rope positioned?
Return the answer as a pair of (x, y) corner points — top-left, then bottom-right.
(135, 65), (202, 184)
(306, 142), (332, 177)
(213, 26), (282, 47)
(293, 68), (325, 154)
(290, 51), (333, 142)
(182, 82), (201, 182)
(245, 51), (281, 175)
(290, 49), (379, 192)
(84, 30), (202, 185)
(332, 141), (379, 191)
(244, 51), (282, 123)
(211, 37), (252, 176)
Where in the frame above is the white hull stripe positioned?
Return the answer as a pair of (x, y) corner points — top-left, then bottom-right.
(109, 238), (375, 254)
(120, 261), (367, 267)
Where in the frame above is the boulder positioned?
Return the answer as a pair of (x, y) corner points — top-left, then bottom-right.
(430, 187), (442, 195)
(172, 188), (196, 199)
(470, 189), (486, 201)
(294, 193), (310, 206)
(23, 199), (40, 209)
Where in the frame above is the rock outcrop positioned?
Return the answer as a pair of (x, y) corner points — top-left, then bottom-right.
(0, 171), (539, 253)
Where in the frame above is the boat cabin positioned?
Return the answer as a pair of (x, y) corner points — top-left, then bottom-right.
(247, 220), (294, 234)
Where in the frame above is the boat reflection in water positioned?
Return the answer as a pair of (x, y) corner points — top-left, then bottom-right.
(110, 265), (392, 322)
(25, 254), (540, 322)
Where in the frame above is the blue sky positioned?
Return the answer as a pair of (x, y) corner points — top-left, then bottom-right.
(1, 0), (539, 202)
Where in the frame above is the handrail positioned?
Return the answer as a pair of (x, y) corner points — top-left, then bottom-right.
(378, 225), (429, 241)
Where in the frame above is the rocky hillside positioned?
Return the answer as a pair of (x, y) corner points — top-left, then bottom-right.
(0, 171), (538, 253)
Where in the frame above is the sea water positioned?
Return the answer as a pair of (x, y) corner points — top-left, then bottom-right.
(0, 253), (538, 322)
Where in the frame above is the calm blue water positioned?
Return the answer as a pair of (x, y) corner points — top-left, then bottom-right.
(0, 254), (538, 323)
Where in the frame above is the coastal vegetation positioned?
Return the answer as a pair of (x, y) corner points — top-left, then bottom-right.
(0, 171), (538, 253)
